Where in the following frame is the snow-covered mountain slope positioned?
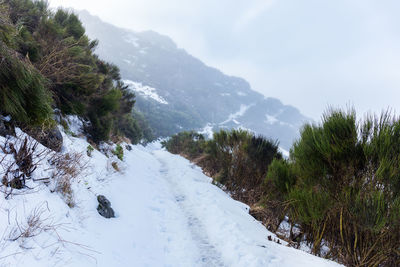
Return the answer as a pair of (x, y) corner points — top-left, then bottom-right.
(0, 128), (341, 267)
(77, 10), (309, 150)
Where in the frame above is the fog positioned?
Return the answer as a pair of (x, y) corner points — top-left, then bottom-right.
(50, 0), (400, 120)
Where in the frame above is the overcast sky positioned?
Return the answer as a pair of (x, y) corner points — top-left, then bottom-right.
(49, 0), (400, 120)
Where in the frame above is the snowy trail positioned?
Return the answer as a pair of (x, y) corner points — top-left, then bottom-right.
(157, 156), (225, 267)
(72, 144), (343, 267)
(148, 147), (342, 267)
(0, 136), (343, 267)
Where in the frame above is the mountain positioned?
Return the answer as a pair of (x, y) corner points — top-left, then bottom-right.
(77, 10), (309, 150)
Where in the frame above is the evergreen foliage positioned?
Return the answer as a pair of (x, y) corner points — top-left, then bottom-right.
(162, 129), (282, 203)
(86, 145), (94, 157)
(267, 108), (400, 266)
(131, 109), (154, 142)
(112, 144), (123, 161)
(161, 131), (205, 157)
(0, 0), (148, 143)
(135, 98), (199, 138)
(0, 44), (53, 124)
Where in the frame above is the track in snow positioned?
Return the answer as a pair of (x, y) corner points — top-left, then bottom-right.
(158, 157), (225, 267)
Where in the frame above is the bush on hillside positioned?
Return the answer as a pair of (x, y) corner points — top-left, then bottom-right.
(0, 0), (146, 144)
(161, 131), (205, 157)
(206, 130), (281, 202)
(162, 129), (282, 203)
(112, 144), (124, 161)
(0, 44), (53, 125)
(267, 109), (400, 266)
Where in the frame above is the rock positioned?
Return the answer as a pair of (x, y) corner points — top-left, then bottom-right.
(27, 127), (63, 152)
(44, 128), (63, 152)
(0, 120), (7, 136)
(97, 195), (115, 218)
(125, 145), (132, 151)
(0, 119), (15, 137)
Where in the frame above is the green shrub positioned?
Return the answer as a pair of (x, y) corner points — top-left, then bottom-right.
(86, 145), (94, 157)
(0, 44), (53, 125)
(265, 159), (295, 195)
(131, 109), (154, 142)
(270, 108), (400, 266)
(114, 114), (143, 144)
(0, 0), (148, 143)
(161, 131), (205, 157)
(163, 129), (281, 203)
(112, 144), (123, 161)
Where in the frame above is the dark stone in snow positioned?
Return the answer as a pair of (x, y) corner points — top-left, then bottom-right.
(43, 128), (63, 152)
(0, 121), (7, 137)
(0, 119), (15, 137)
(97, 195), (115, 218)
(28, 127), (63, 152)
(125, 145), (132, 151)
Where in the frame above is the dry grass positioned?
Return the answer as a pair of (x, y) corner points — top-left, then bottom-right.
(8, 202), (55, 242)
(0, 134), (51, 197)
(0, 131), (88, 206)
(4, 202), (100, 263)
(111, 161), (119, 172)
(49, 151), (87, 207)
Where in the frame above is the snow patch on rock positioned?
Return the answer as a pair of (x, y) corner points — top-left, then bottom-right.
(124, 80), (168, 105)
(220, 104), (253, 125)
(124, 34), (140, 48)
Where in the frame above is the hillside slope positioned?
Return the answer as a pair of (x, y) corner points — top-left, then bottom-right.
(77, 10), (309, 150)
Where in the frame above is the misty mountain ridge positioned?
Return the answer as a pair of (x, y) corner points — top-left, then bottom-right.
(77, 10), (309, 150)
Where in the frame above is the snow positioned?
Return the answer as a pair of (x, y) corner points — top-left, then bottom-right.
(0, 128), (342, 267)
(198, 124), (255, 140)
(237, 125), (255, 133)
(123, 80), (168, 105)
(237, 91), (247, 96)
(1, 115), (11, 122)
(65, 115), (84, 136)
(198, 123), (214, 139)
(124, 35), (140, 48)
(264, 110), (298, 130)
(220, 104), (253, 125)
(152, 151), (341, 267)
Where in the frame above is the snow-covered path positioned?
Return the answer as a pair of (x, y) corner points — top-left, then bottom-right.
(0, 138), (342, 267)
(156, 154), (225, 266)
(147, 147), (341, 267)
